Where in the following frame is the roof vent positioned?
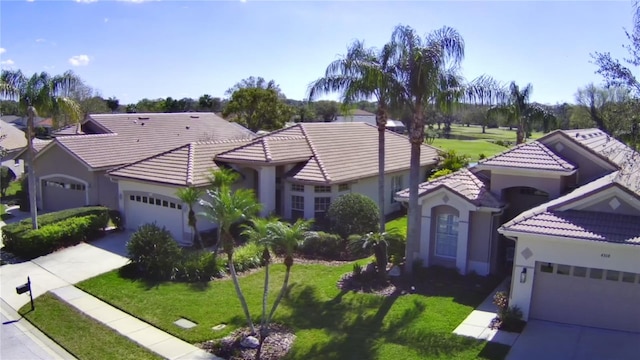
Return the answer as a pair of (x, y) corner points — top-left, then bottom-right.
(575, 132), (580, 138)
(186, 126), (190, 130)
(141, 122), (145, 126)
(190, 115), (199, 119)
(138, 116), (150, 120)
(133, 119), (137, 124)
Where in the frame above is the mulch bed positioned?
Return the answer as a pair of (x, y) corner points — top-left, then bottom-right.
(199, 323), (295, 360)
(337, 271), (399, 297)
(488, 317), (526, 333)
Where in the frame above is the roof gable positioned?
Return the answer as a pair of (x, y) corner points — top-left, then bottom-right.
(477, 141), (576, 173)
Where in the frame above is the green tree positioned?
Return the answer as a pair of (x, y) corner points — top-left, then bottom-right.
(176, 186), (204, 249)
(312, 100), (340, 122)
(309, 40), (401, 233)
(0, 70), (82, 229)
(226, 76), (283, 98)
(390, 25), (465, 273)
(350, 231), (390, 279)
(465, 75), (507, 133)
(326, 193), (379, 238)
(199, 185), (261, 335)
(198, 94), (222, 113)
(106, 97), (119, 113)
(223, 87), (294, 132)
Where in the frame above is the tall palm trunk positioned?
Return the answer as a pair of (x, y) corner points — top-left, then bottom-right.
(26, 107), (38, 229)
(188, 208), (204, 249)
(267, 259), (292, 323)
(226, 241), (256, 334)
(405, 109), (423, 274)
(255, 250), (270, 360)
(376, 106), (387, 232)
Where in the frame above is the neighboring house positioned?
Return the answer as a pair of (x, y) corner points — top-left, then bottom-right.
(108, 122), (439, 245)
(21, 113), (255, 214)
(396, 128), (640, 333)
(0, 119), (27, 178)
(334, 109), (406, 134)
(2, 115), (54, 135)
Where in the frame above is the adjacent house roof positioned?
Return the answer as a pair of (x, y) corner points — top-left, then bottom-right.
(395, 168), (503, 209)
(36, 113), (256, 170)
(477, 141), (577, 173)
(108, 139), (253, 187)
(217, 122), (439, 184)
(501, 210), (640, 245)
(52, 124), (84, 136)
(0, 120), (27, 152)
(560, 128), (632, 169)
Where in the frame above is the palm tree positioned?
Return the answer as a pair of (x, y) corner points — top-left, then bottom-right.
(465, 75), (507, 133)
(199, 186), (262, 335)
(0, 70), (82, 229)
(208, 167), (240, 255)
(308, 40), (401, 232)
(350, 231), (390, 279)
(267, 219), (313, 324)
(175, 186), (204, 249)
(390, 25), (465, 273)
(240, 217), (277, 359)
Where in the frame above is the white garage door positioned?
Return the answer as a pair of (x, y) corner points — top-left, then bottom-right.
(125, 193), (185, 244)
(530, 262), (640, 333)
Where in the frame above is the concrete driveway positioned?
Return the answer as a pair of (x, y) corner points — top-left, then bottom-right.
(507, 320), (640, 360)
(0, 231), (131, 311)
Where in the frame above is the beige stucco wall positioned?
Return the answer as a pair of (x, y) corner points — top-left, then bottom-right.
(539, 135), (614, 185)
(490, 172), (563, 199)
(94, 171), (119, 209)
(579, 194), (639, 216)
(468, 211), (493, 264)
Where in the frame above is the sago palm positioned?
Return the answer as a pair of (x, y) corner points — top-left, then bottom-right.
(199, 186), (262, 334)
(0, 70), (82, 229)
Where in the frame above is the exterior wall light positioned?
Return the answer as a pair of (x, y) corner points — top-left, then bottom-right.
(520, 267), (527, 283)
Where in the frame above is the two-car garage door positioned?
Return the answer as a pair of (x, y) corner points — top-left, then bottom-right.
(530, 261), (640, 333)
(125, 193), (186, 244)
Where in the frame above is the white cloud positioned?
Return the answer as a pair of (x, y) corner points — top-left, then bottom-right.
(104, 17), (109, 22)
(75, 0), (98, 3)
(0, 48), (5, 54)
(1, 59), (15, 67)
(26, 0), (35, 2)
(35, 38), (46, 43)
(68, 54), (90, 66)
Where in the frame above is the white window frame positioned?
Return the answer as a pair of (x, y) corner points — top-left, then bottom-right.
(314, 196), (331, 217)
(390, 175), (403, 203)
(435, 213), (458, 258)
(291, 184), (304, 192)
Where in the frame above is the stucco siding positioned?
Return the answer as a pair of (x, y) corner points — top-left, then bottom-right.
(490, 173), (562, 199)
(468, 211), (492, 263)
(579, 194), (639, 215)
(94, 171), (119, 209)
(539, 136), (612, 184)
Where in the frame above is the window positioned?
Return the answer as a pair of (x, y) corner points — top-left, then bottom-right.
(314, 197), (331, 219)
(338, 183), (350, 192)
(291, 195), (304, 219)
(149, 197), (155, 204)
(572, 266), (587, 277)
(390, 175), (403, 203)
(606, 270), (620, 281)
(177, 204), (182, 210)
(556, 264), (571, 275)
(155, 199), (161, 206)
(540, 263), (554, 273)
(142, 196), (148, 204)
(162, 200), (169, 207)
(589, 268), (604, 279)
(130, 195), (135, 201)
(314, 185), (331, 193)
(622, 272), (637, 283)
(291, 184), (304, 192)
(435, 214), (458, 258)
(135, 195), (141, 202)
(170, 203), (176, 209)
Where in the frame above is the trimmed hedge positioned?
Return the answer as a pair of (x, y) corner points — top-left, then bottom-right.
(7, 216), (99, 258)
(2, 207), (120, 259)
(327, 193), (379, 238)
(299, 231), (344, 259)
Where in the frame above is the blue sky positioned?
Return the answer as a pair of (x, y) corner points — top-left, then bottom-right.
(0, 0), (633, 105)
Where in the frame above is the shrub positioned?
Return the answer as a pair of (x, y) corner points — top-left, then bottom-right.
(1, 166), (16, 197)
(231, 242), (263, 273)
(108, 209), (123, 230)
(385, 232), (406, 261)
(478, 153), (486, 160)
(127, 223), (181, 281)
(429, 168), (453, 180)
(18, 176), (29, 211)
(174, 251), (224, 282)
(352, 263), (363, 281)
(7, 216), (97, 258)
(327, 193), (379, 238)
(2, 206), (113, 246)
(493, 290), (509, 316)
(298, 231), (344, 259)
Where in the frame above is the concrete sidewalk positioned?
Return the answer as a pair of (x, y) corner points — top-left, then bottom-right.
(50, 286), (220, 360)
(452, 277), (520, 346)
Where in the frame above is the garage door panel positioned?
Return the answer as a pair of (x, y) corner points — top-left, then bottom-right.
(42, 179), (86, 211)
(125, 193), (185, 244)
(531, 262), (640, 333)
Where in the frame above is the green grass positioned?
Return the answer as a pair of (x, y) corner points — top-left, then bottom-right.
(386, 216), (407, 237)
(446, 125), (544, 141)
(5, 180), (22, 197)
(430, 139), (508, 162)
(78, 263), (507, 359)
(19, 293), (161, 360)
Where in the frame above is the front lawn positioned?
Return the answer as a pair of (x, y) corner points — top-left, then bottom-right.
(4, 180), (22, 197)
(20, 293), (161, 360)
(78, 263), (508, 359)
(430, 139), (508, 162)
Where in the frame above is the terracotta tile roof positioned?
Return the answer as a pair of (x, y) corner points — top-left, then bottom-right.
(108, 139), (253, 187)
(0, 120), (27, 151)
(478, 141), (576, 172)
(215, 122), (438, 184)
(52, 124), (84, 136)
(32, 139), (52, 153)
(395, 168), (503, 208)
(501, 210), (640, 245)
(42, 113), (255, 169)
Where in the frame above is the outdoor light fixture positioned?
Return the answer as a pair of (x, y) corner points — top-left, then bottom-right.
(520, 268), (527, 283)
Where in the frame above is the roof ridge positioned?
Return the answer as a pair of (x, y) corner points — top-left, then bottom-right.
(194, 137), (253, 145)
(299, 124), (331, 182)
(262, 138), (273, 162)
(56, 132), (119, 140)
(186, 143), (195, 186)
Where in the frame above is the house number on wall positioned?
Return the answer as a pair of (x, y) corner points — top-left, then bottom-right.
(601, 253), (611, 258)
